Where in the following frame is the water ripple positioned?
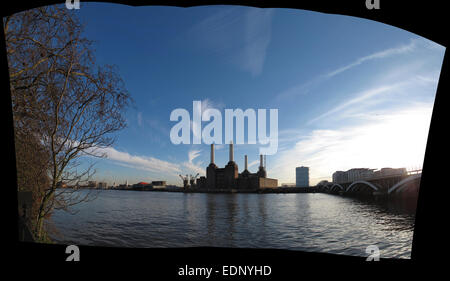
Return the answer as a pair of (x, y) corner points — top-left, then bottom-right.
(49, 190), (415, 258)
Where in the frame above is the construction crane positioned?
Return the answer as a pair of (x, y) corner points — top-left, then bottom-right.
(179, 174), (189, 189)
(190, 173), (199, 188)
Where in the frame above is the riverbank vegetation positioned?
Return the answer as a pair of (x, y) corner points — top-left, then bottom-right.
(5, 5), (131, 242)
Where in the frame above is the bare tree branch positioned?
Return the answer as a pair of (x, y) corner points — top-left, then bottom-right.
(6, 5), (131, 241)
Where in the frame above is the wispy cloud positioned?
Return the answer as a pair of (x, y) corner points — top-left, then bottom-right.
(187, 7), (273, 76)
(203, 98), (225, 112)
(272, 104), (433, 185)
(272, 42), (442, 185)
(83, 145), (206, 180)
(416, 72), (440, 85)
(181, 161), (204, 176)
(248, 159), (259, 168)
(305, 57), (442, 127)
(182, 148), (204, 176)
(239, 8), (273, 76)
(146, 118), (170, 136)
(94, 146), (181, 174)
(188, 149), (201, 163)
(325, 39), (418, 78)
(135, 111), (170, 137)
(275, 38), (422, 101)
(306, 83), (403, 125)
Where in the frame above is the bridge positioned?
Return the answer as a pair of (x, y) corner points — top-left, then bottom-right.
(317, 171), (421, 198)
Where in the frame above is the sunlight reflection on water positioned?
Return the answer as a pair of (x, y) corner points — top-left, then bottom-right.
(49, 190), (415, 258)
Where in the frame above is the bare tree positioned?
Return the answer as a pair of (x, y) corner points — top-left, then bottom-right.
(5, 5), (131, 241)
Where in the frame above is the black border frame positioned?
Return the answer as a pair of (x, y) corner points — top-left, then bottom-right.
(4, 0), (448, 272)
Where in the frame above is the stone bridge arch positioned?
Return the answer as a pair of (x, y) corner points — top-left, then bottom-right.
(317, 182), (333, 192)
(346, 181), (379, 193)
(330, 184), (344, 193)
(388, 174), (421, 194)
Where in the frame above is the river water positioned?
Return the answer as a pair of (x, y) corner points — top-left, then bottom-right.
(49, 189), (416, 259)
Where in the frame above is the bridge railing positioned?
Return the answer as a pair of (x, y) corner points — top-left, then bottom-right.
(332, 171), (421, 185)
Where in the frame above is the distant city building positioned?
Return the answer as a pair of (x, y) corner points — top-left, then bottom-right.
(118, 180), (131, 189)
(151, 181), (166, 187)
(165, 185), (180, 190)
(333, 167), (407, 184)
(333, 168), (373, 183)
(296, 166), (309, 187)
(346, 168), (375, 182)
(317, 180), (330, 186)
(56, 181), (67, 188)
(88, 181), (97, 188)
(373, 167), (407, 178)
(332, 171), (347, 184)
(98, 182), (108, 189)
(196, 143), (278, 190)
(133, 182), (150, 189)
(132, 181), (167, 190)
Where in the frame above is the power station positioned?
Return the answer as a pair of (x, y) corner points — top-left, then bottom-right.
(195, 143), (278, 190)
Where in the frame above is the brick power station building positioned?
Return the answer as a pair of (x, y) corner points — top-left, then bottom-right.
(196, 143), (278, 191)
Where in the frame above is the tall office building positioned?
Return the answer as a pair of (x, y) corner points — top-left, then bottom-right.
(296, 166), (309, 187)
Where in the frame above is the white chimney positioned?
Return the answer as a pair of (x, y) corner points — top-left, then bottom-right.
(211, 143), (215, 164)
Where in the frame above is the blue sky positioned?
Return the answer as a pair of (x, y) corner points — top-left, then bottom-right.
(74, 3), (445, 186)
